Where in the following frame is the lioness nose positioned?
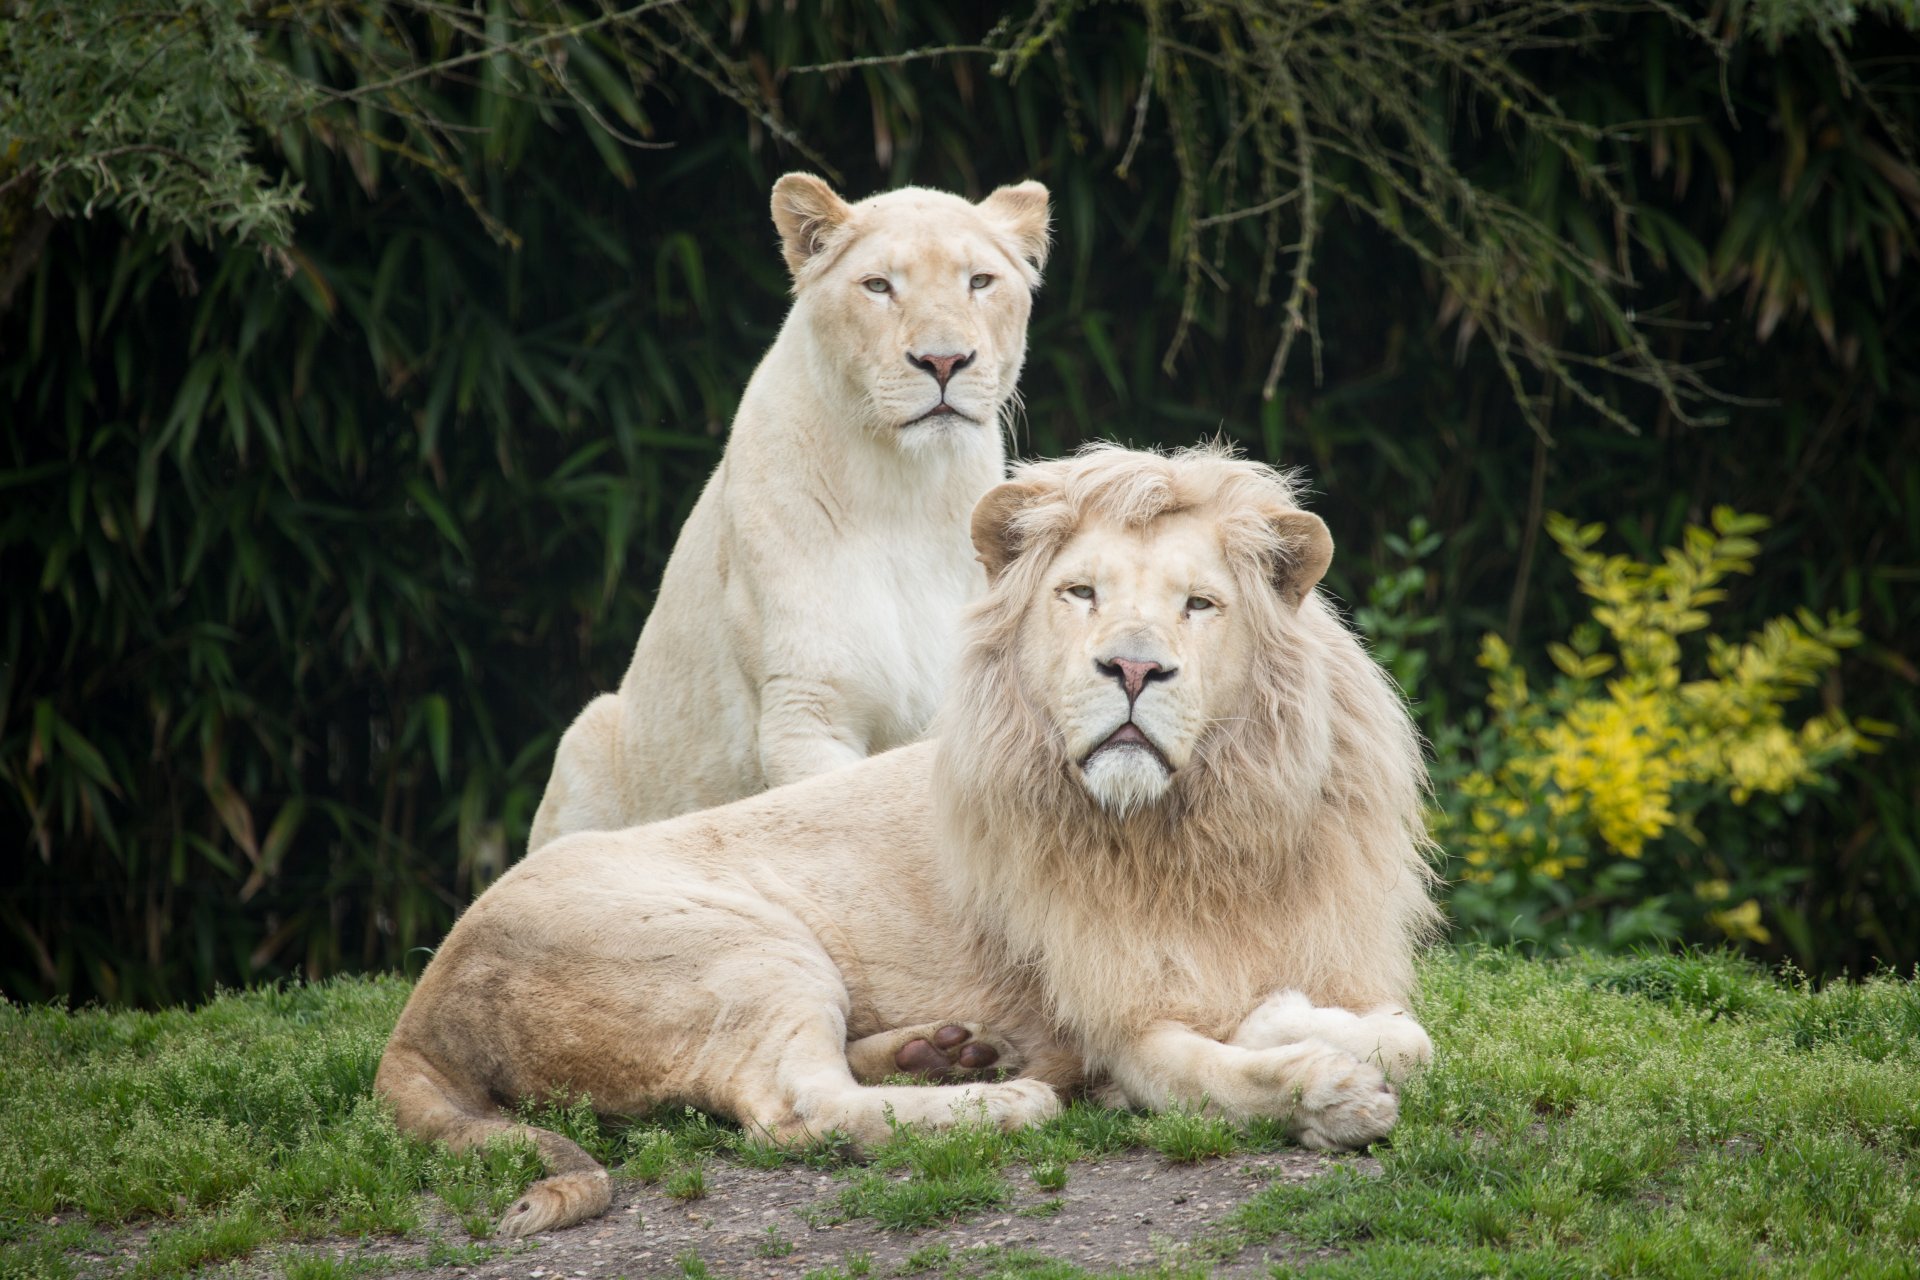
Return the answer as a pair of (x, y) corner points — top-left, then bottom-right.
(1097, 656), (1174, 703)
(907, 350), (976, 389)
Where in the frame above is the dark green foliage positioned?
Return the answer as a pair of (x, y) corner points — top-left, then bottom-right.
(2, 1), (1917, 1004)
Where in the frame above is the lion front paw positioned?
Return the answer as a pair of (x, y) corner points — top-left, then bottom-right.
(1286, 1046), (1399, 1151)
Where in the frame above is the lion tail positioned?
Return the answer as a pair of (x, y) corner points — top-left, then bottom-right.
(375, 1044), (612, 1237)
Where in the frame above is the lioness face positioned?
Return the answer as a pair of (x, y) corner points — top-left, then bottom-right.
(772, 176), (1050, 443)
(1021, 512), (1258, 815)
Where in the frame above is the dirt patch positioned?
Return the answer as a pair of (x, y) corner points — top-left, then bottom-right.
(280, 1149), (1374, 1278)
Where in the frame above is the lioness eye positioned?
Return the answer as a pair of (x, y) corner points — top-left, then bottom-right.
(1067, 585), (1095, 601)
(970, 273), (994, 290)
(864, 278), (891, 294)
(1187, 596), (1215, 612)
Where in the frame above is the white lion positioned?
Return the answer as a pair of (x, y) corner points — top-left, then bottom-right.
(528, 173), (1051, 851)
(379, 445), (1440, 1237)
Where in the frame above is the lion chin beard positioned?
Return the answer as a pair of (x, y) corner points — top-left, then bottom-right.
(1079, 742), (1174, 817)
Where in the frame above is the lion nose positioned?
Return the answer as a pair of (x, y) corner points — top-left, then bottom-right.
(1096, 656), (1175, 703)
(906, 350), (976, 389)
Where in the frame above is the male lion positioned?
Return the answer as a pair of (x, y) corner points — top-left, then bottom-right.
(379, 445), (1439, 1237)
(528, 174), (1051, 851)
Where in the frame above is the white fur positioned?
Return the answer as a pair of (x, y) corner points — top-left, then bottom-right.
(528, 176), (1051, 849)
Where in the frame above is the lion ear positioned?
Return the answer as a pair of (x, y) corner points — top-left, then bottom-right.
(971, 479), (1050, 582)
(977, 180), (1051, 273)
(1267, 510), (1333, 608)
(771, 173), (855, 279)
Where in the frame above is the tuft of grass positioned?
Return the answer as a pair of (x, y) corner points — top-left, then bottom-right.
(129, 1210), (274, 1279)
(662, 1162), (708, 1201)
(900, 1242), (953, 1273)
(676, 1249), (711, 1279)
(286, 1250), (501, 1280)
(839, 1120), (1013, 1230)
(1141, 1109), (1238, 1163)
(1583, 948), (1781, 1020)
(756, 1224), (795, 1258)
(622, 1130), (679, 1184)
(0, 1221), (90, 1280)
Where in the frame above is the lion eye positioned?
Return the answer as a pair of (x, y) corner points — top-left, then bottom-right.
(864, 278), (892, 294)
(1067, 585), (1095, 601)
(1186, 596), (1216, 612)
(970, 273), (994, 290)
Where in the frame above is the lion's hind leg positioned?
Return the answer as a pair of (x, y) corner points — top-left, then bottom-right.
(374, 1046), (611, 1237)
(846, 1022), (1021, 1083)
(731, 1007), (1060, 1148)
(1231, 990), (1435, 1079)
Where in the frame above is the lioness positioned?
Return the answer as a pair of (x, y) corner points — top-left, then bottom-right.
(528, 174), (1051, 851)
(380, 445), (1440, 1237)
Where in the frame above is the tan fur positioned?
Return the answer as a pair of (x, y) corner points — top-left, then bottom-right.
(528, 174), (1051, 851)
(378, 445), (1439, 1236)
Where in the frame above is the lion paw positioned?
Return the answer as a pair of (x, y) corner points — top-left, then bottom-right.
(1288, 1046), (1399, 1151)
(848, 1021), (1022, 1084)
(1234, 992), (1434, 1080)
(974, 1078), (1063, 1131)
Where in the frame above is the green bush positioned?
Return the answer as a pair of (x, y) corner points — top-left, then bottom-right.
(1438, 511), (1887, 951)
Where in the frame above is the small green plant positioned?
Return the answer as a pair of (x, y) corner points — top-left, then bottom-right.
(1017, 1197), (1067, 1218)
(663, 1162), (708, 1201)
(1350, 516), (1447, 708)
(1030, 1160), (1069, 1192)
(900, 1243), (953, 1273)
(1440, 509), (1886, 951)
(677, 1251), (711, 1280)
(756, 1225), (796, 1258)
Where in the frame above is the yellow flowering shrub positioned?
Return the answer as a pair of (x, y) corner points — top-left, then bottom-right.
(1439, 508), (1886, 949)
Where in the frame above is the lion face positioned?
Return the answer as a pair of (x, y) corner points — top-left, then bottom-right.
(771, 175), (1050, 442)
(1017, 511), (1259, 814)
(965, 448), (1336, 818)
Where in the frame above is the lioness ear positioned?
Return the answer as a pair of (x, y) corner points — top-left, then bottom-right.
(978, 180), (1051, 272)
(771, 173), (855, 279)
(1267, 510), (1333, 608)
(971, 480), (1050, 582)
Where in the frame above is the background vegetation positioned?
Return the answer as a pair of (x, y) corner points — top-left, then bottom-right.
(3, 0), (1917, 1004)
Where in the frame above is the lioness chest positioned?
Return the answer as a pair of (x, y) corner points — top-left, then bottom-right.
(834, 526), (982, 748)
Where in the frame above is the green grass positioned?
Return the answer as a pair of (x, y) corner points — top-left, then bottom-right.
(3, 949), (1916, 1277)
